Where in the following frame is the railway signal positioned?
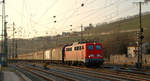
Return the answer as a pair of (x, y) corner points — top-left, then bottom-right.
(133, 0), (150, 68)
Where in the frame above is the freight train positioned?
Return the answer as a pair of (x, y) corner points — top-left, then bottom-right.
(16, 41), (104, 66)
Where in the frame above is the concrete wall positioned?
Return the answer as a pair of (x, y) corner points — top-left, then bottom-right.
(110, 54), (150, 65)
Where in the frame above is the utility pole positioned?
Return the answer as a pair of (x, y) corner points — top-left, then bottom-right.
(134, 0), (147, 68)
(1, 2), (4, 54)
(81, 24), (83, 42)
(3, 21), (8, 66)
(15, 39), (17, 59)
(136, 2), (144, 68)
(53, 16), (57, 47)
(55, 32), (57, 47)
(1, 0), (8, 67)
(12, 22), (15, 59)
(0, 0), (5, 71)
(8, 43), (11, 59)
(133, 0), (150, 69)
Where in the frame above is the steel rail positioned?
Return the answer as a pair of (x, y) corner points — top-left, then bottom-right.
(16, 65), (54, 81)
(19, 64), (78, 81)
(54, 65), (150, 81)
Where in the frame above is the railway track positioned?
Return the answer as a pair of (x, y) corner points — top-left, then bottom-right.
(22, 64), (106, 81)
(16, 64), (78, 81)
(14, 63), (150, 81)
(24, 64), (132, 81)
(11, 65), (45, 81)
(47, 64), (150, 81)
(52, 67), (124, 81)
(18, 63), (118, 81)
(16, 65), (55, 81)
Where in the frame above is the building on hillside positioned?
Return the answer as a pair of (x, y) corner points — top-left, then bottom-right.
(72, 31), (79, 36)
(127, 42), (150, 57)
(84, 24), (94, 31)
(84, 26), (93, 31)
(62, 32), (70, 37)
(127, 46), (138, 57)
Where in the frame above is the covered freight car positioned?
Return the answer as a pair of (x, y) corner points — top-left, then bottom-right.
(34, 51), (44, 60)
(44, 49), (52, 60)
(18, 53), (34, 60)
(51, 47), (63, 64)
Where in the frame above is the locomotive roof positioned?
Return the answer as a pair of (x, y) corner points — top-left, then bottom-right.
(65, 41), (101, 47)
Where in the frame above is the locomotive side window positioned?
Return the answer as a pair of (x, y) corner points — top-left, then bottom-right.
(82, 46), (84, 49)
(79, 46), (81, 50)
(88, 45), (94, 50)
(74, 46), (82, 51)
(70, 48), (72, 51)
(66, 48), (72, 51)
(96, 45), (101, 50)
(74, 47), (77, 50)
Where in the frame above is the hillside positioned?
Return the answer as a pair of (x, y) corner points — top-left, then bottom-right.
(6, 12), (150, 57)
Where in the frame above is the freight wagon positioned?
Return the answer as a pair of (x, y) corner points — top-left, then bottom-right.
(17, 42), (104, 66)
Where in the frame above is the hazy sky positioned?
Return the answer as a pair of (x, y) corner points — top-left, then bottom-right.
(1, 0), (150, 38)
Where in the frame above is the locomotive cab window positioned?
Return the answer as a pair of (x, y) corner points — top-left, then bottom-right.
(96, 45), (101, 50)
(88, 45), (94, 50)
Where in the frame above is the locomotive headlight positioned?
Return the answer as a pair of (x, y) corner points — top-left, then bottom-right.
(88, 54), (94, 57)
(97, 54), (101, 57)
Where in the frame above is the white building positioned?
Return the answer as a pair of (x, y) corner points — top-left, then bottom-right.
(127, 42), (150, 57)
(127, 46), (138, 57)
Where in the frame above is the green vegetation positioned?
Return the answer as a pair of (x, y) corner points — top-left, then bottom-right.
(6, 12), (150, 57)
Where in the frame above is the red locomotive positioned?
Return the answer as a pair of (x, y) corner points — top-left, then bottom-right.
(64, 42), (104, 66)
